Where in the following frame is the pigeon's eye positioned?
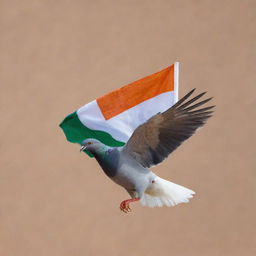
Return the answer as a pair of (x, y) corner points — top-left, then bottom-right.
(87, 142), (92, 145)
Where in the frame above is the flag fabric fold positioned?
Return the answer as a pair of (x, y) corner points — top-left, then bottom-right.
(60, 62), (179, 156)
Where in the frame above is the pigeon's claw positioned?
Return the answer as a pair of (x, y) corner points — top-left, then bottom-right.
(119, 198), (140, 213)
(119, 201), (128, 213)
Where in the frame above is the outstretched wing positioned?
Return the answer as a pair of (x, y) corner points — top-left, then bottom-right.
(123, 89), (214, 168)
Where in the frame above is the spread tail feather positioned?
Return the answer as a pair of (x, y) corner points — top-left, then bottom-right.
(140, 177), (195, 207)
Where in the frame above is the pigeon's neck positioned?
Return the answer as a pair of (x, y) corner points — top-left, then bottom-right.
(91, 146), (109, 159)
(93, 147), (119, 177)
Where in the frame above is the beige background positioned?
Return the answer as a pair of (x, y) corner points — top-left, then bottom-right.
(1, 1), (256, 255)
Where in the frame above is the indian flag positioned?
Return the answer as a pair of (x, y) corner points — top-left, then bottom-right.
(60, 62), (179, 155)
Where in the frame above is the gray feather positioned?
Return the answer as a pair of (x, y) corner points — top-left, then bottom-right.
(123, 89), (214, 168)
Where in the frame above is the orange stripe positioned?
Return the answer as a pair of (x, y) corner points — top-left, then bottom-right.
(97, 65), (174, 120)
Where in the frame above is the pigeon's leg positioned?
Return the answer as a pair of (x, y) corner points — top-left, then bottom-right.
(120, 198), (140, 213)
(120, 187), (146, 213)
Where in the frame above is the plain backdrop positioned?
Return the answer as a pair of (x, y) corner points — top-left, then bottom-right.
(1, 1), (255, 256)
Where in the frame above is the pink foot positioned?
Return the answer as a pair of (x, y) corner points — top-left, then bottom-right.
(120, 198), (140, 213)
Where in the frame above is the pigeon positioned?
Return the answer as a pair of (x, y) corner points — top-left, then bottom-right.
(80, 89), (214, 213)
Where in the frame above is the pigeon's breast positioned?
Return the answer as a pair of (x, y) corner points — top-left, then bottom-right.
(110, 151), (152, 190)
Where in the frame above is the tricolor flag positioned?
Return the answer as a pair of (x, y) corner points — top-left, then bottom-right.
(60, 62), (179, 156)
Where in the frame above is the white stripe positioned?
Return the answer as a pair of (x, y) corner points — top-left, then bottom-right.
(77, 91), (176, 142)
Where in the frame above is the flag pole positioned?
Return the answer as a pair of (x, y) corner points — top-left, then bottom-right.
(174, 62), (179, 103)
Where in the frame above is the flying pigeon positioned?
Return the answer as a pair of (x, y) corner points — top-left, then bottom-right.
(80, 89), (214, 213)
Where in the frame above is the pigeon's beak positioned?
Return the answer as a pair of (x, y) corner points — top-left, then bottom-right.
(80, 145), (87, 152)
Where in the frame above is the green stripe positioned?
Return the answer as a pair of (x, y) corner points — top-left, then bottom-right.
(59, 112), (125, 157)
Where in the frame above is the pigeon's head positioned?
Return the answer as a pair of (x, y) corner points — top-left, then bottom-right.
(80, 138), (106, 154)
